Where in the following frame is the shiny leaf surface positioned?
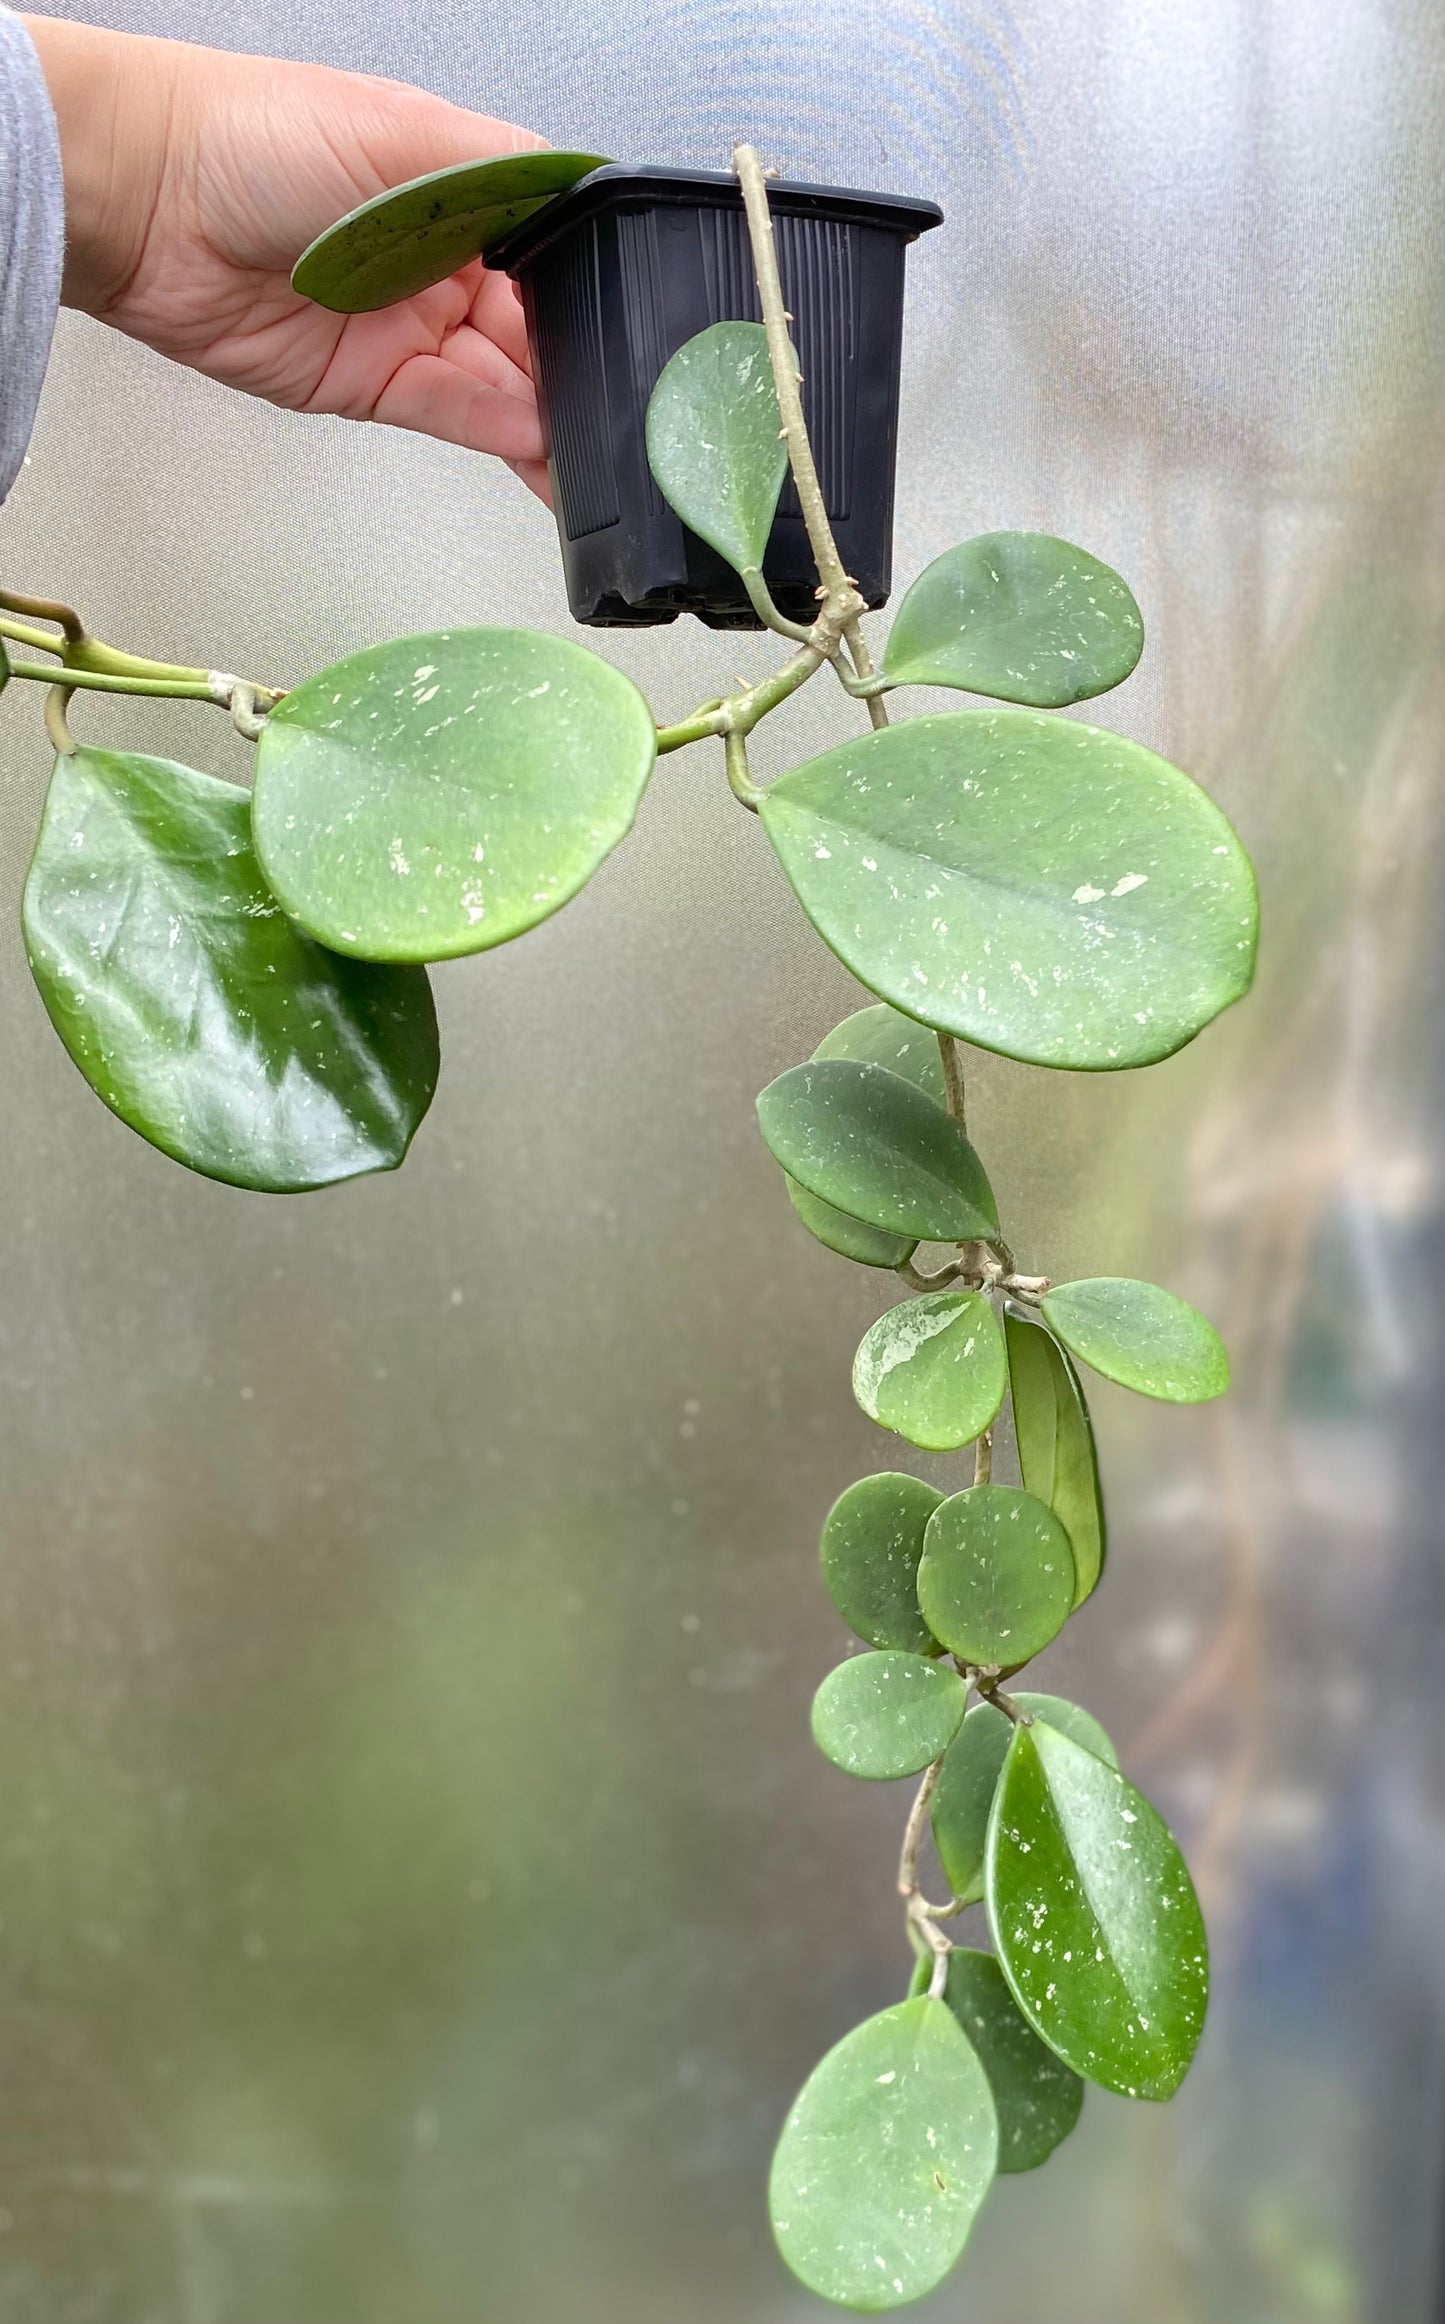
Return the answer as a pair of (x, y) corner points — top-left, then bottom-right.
(644, 322), (787, 575)
(1005, 1303), (1106, 1600)
(291, 151), (607, 311)
(820, 1472), (943, 1653)
(813, 1001), (948, 1105)
(883, 531), (1144, 706)
(811, 1652), (966, 1780)
(987, 1722), (1209, 2099)
(769, 1997), (998, 2310)
(755, 1060), (998, 1241)
(1041, 1277), (1230, 1402)
(937, 1948), (1085, 2172)
(24, 747), (438, 1191)
(853, 1291), (1008, 1452)
(785, 1175), (917, 1269)
(759, 711), (1259, 1069)
(917, 1487), (1075, 1667)
(931, 1694), (1118, 1905)
(251, 628), (657, 962)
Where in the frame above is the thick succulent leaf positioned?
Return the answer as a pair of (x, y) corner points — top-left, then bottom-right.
(811, 1652), (966, 1780)
(936, 1949), (1084, 2172)
(291, 151), (607, 311)
(23, 747), (438, 1191)
(987, 1722), (1209, 2100)
(769, 1997), (998, 2310)
(883, 532), (1144, 706)
(251, 628), (657, 962)
(917, 1486), (1075, 1667)
(756, 1060), (997, 1241)
(786, 1175), (917, 1269)
(1041, 1277), (1229, 1402)
(931, 1695), (1118, 1906)
(853, 1291), (1008, 1452)
(1005, 1304), (1106, 1601)
(820, 1472), (943, 1653)
(814, 1001), (949, 1106)
(644, 321), (787, 575)
(759, 711), (1259, 1070)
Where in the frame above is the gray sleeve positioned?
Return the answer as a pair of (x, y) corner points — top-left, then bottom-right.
(0, 6), (62, 505)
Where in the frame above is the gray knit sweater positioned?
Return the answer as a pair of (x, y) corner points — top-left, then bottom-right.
(0, 7), (62, 503)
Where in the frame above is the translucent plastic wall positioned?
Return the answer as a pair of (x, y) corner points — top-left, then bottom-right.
(1, 2), (1442, 2318)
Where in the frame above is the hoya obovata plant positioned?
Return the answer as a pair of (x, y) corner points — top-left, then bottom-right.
(2, 146), (1257, 2310)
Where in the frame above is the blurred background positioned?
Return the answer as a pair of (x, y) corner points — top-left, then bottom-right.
(0, 0), (1442, 2317)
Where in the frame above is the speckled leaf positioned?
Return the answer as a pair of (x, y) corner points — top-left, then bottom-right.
(813, 1001), (949, 1107)
(756, 1060), (998, 1241)
(759, 711), (1258, 1070)
(251, 628), (657, 962)
(1005, 1304), (1106, 1601)
(883, 532), (1144, 706)
(986, 1721), (1209, 2100)
(769, 1997), (998, 2310)
(291, 151), (608, 311)
(935, 1949), (1084, 2171)
(811, 1652), (966, 1780)
(1041, 1277), (1229, 1403)
(917, 1487), (1075, 1668)
(645, 322), (787, 575)
(853, 1291), (1008, 1453)
(23, 747), (438, 1191)
(931, 1695), (1118, 1906)
(821, 1472), (943, 1653)
(785, 1176), (917, 1269)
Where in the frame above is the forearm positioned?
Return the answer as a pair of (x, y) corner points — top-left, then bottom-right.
(19, 14), (180, 316)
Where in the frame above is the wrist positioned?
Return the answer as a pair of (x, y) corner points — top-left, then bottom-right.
(20, 15), (184, 317)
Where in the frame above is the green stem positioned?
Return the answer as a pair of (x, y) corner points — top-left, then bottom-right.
(724, 729), (765, 811)
(937, 1034), (966, 1131)
(6, 660), (222, 702)
(742, 566), (815, 645)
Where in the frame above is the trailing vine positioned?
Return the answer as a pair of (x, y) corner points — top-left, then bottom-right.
(2, 144), (1257, 2310)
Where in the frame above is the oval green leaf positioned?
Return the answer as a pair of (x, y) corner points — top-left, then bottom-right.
(931, 1694), (1118, 1906)
(1005, 1304), (1106, 1601)
(937, 1949), (1084, 2172)
(785, 1175), (917, 1269)
(917, 1487), (1075, 1668)
(23, 747), (438, 1192)
(291, 151), (608, 311)
(810, 1652), (966, 1781)
(813, 1000), (948, 1105)
(987, 1721), (1209, 2099)
(1041, 1277), (1229, 1402)
(883, 531), (1144, 706)
(759, 710), (1258, 1070)
(251, 628), (657, 963)
(755, 1059), (998, 1242)
(644, 321), (787, 577)
(769, 1997), (998, 2310)
(820, 1472), (943, 1652)
(853, 1291), (1008, 1453)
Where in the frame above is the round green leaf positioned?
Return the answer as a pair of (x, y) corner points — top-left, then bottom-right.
(931, 1694), (1118, 1906)
(1005, 1304), (1106, 1601)
(810, 1652), (966, 1781)
(644, 321), (787, 576)
(938, 1949), (1084, 2172)
(251, 628), (657, 963)
(755, 1060), (998, 1242)
(986, 1722), (1209, 2100)
(1041, 1277), (1229, 1402)
(853, 1291), (1008, 1453)
(917, 1487), (1075, 1668)
(883, 532), (1144, 706)
(785, 1175), (917, 1269)
(23, 747), (438, 1192)
(820, 1472), (943, 1652)
(813, 1001), (948, 1105)
(291, 152), (608, 311)
(769, 1997), (998, 2310)
(759, 711), (1259, 1070)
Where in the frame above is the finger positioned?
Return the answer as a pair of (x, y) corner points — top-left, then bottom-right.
(506, 455), (553, 507)
(371, 349), (545, 461)
(465, 269), (532, 376)
(436, 318), (534, 404)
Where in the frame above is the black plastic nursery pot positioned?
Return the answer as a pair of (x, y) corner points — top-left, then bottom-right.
(493, 166), (943, 628)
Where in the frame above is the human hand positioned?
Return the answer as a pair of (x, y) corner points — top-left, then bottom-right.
(21, 17), (550, 496)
